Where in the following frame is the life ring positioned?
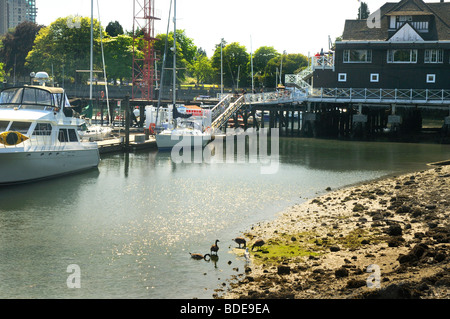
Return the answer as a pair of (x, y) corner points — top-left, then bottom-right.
(149, 123), (156, 135)
(0, 131), (29, 146)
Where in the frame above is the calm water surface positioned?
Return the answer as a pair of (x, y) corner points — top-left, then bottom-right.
(0, 138), (449, 298)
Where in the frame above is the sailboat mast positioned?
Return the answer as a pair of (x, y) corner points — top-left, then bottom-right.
(90, 0), (94, 100)
(173, 0), (177, 106)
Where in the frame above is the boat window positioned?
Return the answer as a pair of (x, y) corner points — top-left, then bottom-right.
(0, 121), (10, 132)
(58, 129), (68, 142)
(0, 88), (23, 104)
(64, 94), (71, 108)
(68, 129), (78, 142)
(9, 122), (31, 134)
(33, 123), (52, 136)
(52, 93), (62, 107)
(22, 88), (52, 105)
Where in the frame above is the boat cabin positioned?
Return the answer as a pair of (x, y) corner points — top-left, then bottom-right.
(0, 86), (82, 146)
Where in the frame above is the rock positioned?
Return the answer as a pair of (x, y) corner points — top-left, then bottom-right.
(346, 279), (366, 289)
(387, 224), (403, 236)
(353, 203), (366, 212)
(435, 252), (446, 263)
(330, 246), (341, 252)
(277, 265), (291, 275)
(395, 205), (411, 214)
(335, 267), (349, 278)
(359, 283), (419, 299)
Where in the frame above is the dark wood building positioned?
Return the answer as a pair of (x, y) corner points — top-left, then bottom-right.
(313, 0), (450, 90)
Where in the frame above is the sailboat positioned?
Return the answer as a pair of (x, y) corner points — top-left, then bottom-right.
(155, 0), (211, 151)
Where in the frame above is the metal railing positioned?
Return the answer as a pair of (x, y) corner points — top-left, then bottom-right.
(211, 95), (246, 129)
(309, 88), (450, 104)
(312, 54), (335, 70)
(210, 94), (232, 122)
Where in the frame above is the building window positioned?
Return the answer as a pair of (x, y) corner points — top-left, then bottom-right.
(387, 49), (418, 63)
(338, 73), (347, 82)
(426, 74), (436, 83)
(424, 49), (443, 63)
(343, 50), (372, 63)
(370, 74), (379, 83)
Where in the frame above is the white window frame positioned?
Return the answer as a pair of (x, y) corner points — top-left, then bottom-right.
(426, 74), (436, 83)
(338, 73), (347, 82)
(424, 49), (443, 63)
(343, 50), (372, 63)
(387, 49), (418, 63)
(370, 73), (379, 83)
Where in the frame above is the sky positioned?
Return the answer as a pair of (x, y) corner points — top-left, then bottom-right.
(35, 0), (392, 57)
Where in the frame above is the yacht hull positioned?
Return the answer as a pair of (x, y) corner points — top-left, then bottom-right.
(0, 145), (100, 185)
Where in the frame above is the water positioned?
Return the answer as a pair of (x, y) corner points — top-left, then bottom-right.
(0, 138), (449, 299)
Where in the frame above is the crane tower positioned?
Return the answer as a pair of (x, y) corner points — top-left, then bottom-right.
(132, 0), (160, 101)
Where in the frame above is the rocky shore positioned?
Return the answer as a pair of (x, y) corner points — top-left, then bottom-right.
(219, 164), (450, 299)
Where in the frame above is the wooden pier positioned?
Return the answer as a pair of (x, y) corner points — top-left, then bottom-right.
(97, 132), (157, 154)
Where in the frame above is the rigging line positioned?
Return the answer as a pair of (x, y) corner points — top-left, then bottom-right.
(156, 0), (173, 127)
(96, 0), (111, 125)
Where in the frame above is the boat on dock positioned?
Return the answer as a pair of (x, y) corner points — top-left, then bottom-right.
(153, 0), (211, 151)
(153, 105), (211, 151)
(78, 122), (113, 141)
(0, 74), (100, 185)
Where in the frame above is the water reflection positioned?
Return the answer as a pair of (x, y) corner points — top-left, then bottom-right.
(0, 137), (449, 298)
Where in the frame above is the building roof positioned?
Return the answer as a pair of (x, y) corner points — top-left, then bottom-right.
(342, 0), (450, 41)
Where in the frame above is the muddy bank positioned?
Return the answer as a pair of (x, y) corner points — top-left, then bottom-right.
(217, 164), (450, 299)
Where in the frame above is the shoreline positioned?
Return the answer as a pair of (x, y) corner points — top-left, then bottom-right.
(218, 162), (450, 299)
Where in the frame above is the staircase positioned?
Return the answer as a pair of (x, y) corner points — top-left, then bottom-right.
(285, 67), (312, 90)
(210, 95), (246, 130)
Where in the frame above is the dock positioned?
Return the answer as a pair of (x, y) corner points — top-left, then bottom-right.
(96, 132), (157, 154)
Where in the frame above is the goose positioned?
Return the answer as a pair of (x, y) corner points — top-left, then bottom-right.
(190, 253), (211, 261)
(251, 239), (265, 251)
(232, 237), (247, 248)
(210, 239), (220, 255)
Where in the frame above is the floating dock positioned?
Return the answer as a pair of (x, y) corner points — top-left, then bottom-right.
(97, 133), (157, 154)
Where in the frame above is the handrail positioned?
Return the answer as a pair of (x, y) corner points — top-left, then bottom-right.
(211, 95), (246, 129)
(210, 94), (232, 122)
(309, 88), (450, 103)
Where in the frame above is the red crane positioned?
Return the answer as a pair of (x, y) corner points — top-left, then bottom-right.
(132, 0), (160, 101)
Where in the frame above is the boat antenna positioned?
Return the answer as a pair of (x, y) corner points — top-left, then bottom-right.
(155, 0), (173, 128)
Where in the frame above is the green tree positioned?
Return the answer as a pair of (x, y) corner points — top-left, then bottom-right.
(253, 46), (280, 88)
(105, 21), (124, 37)
(189, 51), (214, 85)
(0, 63), (5, 83)
(0, 21), (43, 82)
(154, 29), (197, 87)
(265, 53), (308, 88)
(0, 41), (4, 82)
(211, 41), (250, 89)
(104, 34), (137, 85)
(26, 16), (103, 85)
(253, 46), (279, 74)
(358, 2), (370, 20)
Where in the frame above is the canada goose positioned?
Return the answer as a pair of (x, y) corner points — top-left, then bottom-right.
(251, 239), (265, 251)
(210, 239), (220, 255)
(190, 253), (211, 261)
(233, 237), (246, 248)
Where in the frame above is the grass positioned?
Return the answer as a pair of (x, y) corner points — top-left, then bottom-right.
(247, 228), (384, 265)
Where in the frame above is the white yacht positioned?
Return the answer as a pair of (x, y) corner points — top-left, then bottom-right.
(0, 83), (100, 185)
(155, 118), (211, 151)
